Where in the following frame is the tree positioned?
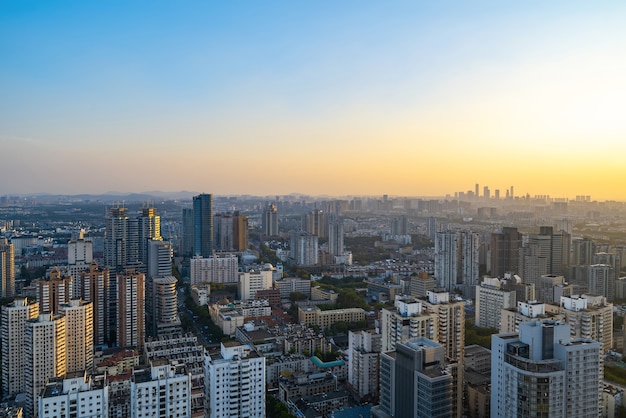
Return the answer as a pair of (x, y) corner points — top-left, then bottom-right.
(289, 291), (307, 303)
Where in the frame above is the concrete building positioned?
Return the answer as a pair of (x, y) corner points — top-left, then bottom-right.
(1, 297), (39, 397)
(560, 294), (613, 352)
(490, 227), (521, 278)
(0, 238), (15, 298)
(491, 320), (602, 418)
(379, 296), (435, 352)
(78, 262), (110, 346)
(36, 268), (73, 315)
(66, 230), (93, 279)
(372, 338), (453, 418)
(60, 299), (94, 374)
(143, 334), (205, 416)
(290, 232), (318, 266)
(24, 313), (66, 418)
(262, 203), (279, 237)
(475, 277), (516, 329)
(205, 342), (265, 418)
(189, 254), (238, 285)
(37, 373), (108, 418)
(347, 329), (381, 400)
(130, 361), (191, 418)
(297, 306), (365, 329)
(116, 269), (145, 349)
(273, 277), (311, 299)
(328, 219), (344, 257)
(434, 231), (479, 296)
(147, 239), (172, 279)
(238, 269), (273, 300)
(500, 301), (565, 334)
(150, 276), (181, 337)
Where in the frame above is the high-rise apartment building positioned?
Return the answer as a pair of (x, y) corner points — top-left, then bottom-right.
(304, 210), (327, 238)
(149, 276), (180, 337)
(205, 342), (265, 418)
(36, 268), (73, 314)
(60, 299), (94, 374)
(238, 269), (273, 300)
(475, 277), (516, 329)
(116, 269), (145, 349)
(67, 230), (93, 279)
(490, 227), (521, 278)
(1, 297), (39, 397)
(38, 374), (109, 418)
(130, 362), (191, 418)
(390, 215), (408, 236)
(262, 203), (279, 237)
(0, 237), (15, 297)
(327, 219), (344, 257)
(422, 290), (465, 362)
(290, 231), (318, 266)
(190, 254), (239, 285)
(193, 193), (213, 257)
(379, 297), (435, 352)
(104, 206), (129, 269)
(434, 231), (479, 296)
(520, 226), (571, 286)
(136, 206), (161, 266)
(24, 313), (67, 418)
(147, 239), (172, 279)
(214, 213), (234, 252)
(559, 294), (613, 352)
(233, 211), (249, 252)
(491, 320), (602, 418)
(347, 329), (381, 400)
(78, 262), (110, 346)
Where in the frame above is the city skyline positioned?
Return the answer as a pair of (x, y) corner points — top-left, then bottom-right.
(2, 2), (626, 199)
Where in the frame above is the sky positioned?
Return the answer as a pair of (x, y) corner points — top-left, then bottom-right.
(1, 1), (626, 200)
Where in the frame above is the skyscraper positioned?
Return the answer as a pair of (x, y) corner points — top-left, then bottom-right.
(149, 276), (180, 337)
(390, 215), (408, 236)
(78, 262), (110, 346)
(262, 203), (279, 237)
(104, 206), (129, 269)
(67, 229), (93, 279)
(35, 268), (73, 315)
(490, 227), (521, 278)
(290, 231), (318, 266)
(193, 193), (213, 257)
(328, 219), (344, 257)
(60, 299), (94, 374)
(0, 237), (15, 297)
(136, 206), (161, 265)
(434, 231), (479, 296)
(1, 297), (39, 397)
(116, 269), (145, 349)
(233, 211), (249, 252)
(304, 209), (327, 238)
(181, 207), (194, 257)
(491, 320), (602, 418)
(24, 313), (67, 418)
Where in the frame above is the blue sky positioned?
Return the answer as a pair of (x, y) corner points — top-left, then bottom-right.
(2, 1), (626, 198)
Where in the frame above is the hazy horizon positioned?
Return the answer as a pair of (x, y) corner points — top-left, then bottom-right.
(2, 1), (626, 200)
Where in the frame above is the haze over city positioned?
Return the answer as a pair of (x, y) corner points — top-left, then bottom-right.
(2, 1), (626, 199)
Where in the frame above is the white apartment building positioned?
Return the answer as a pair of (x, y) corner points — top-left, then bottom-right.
(205, 342), (265, 418)
(1, 297), (39, 397)
(238, 269), (273, 300)
(190, 254), (239, 285)
(491, 320), (602, 418)
(560, 294), (613, 352)
(475, 277), (516, 329)
(38, 373), (108, 418)
(378, 296), (435, 352)
(130, 361), (191, 418)
(347, 329), (381, 399)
